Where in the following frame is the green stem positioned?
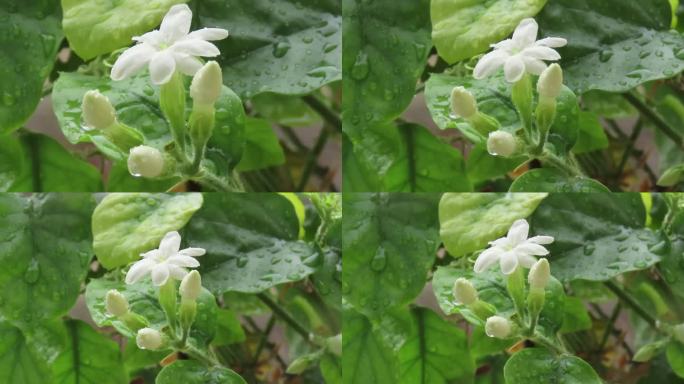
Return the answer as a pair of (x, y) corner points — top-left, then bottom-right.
(297, 126), (330, 191)
(302, 95), (341, 133)
(159, 72), (188, 154)
(531, 333), (568, 355)
(182, 344), (221, 367)
(604, 281), (658, 329)
(623, 92), (682, 147)
(192, 168), (244, 192)
(539, 151), (584, 177)
(506, 267), (526, 323)
(599, 303), (621, 351)
(257, 293), (315, 346)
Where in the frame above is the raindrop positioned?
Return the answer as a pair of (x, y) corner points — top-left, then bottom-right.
(370, 247), (387, 272)
(272, 41), (291, 58)
(598, 50), (613, 63)
(583, 243), (595, 256)
(351, 51), (370, 80)
(237, 257), (248, 268)
(24, 259), (40, 284)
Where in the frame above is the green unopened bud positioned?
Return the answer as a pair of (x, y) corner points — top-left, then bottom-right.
(451, 86), (477, 119)
(658, 165), (684, 187)
(485, 316), (511, 339)
(286, 354), (319, 374)
(82, 90), (116, 130)
(634, 339), (669, 362)
(537, 64), (563, 99)
(102, 122), (144, 152)
(453, 278), (478, 305)
(511, 74), (533, 131)
(326, 334), (342, 357)
(128, 145), (164, 178)
(190, 61), (222, 105)
(673, 323), (684, 344)
(105, 289), (129, 317)
(136, 327), (163, 350)
(528, 258), (550, 290)
(180, 270), (202, 301)
(487, 131), (517, 157)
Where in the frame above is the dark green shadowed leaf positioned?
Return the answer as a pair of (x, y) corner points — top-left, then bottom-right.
(156, 360), (246, 384)
(342, 310), (397, 384)
(573, 111), (609, 154)
(0, 0), (62, 134)
(185, 193), (317, 294)
(510, 169), (610, 192)
(0, 320), (66, 384)
(343, 193), (441, 318)
(196, 0), (341, 98)
(52, 320), (128, 384)
(235, 117), (285, 172)
(504, 348), (601, 384)
(0, 194), (95, 327)
(538, 0), (684, 93)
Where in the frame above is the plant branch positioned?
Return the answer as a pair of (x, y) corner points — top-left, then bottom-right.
(623, 92), (682, 147)
(302, 95), (341, 133)
(297, 127), (330, 191)
(257, 293), (315, 346)
(604, 281), (658, 329)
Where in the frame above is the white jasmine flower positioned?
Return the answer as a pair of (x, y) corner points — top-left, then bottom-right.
(82, 90), (116, 129)
(179, 270), (202, 300)
(474, 219), (554, 275)
(486, 131), (517, 157)
(485, 316), (511, 338)
(136, 328), (163, 350)
(450, 86), (478, 119)
(473, 18), (567, 83)
(190, 61), (223, 104)
(537, 63), (564, 99)
(125, 231), (206, 286)
(528, 258), (551, 289)
(111, 4), (229, 85)
(128, 145), (164, 178)
(452, 277), (478, 305)
(105, 289), (129, 317)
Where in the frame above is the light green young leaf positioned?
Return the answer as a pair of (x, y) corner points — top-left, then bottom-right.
(250, 93), (322, 127)
(61, 0), (188, 60)
(573, 111), (609, 154)
(156, 360), (246, 384)
(668, 341), (684, 378)
(0, 1), (62, 134)
(52, 320), (128, 384)
(504, 348), (601, 384)
(211, 309), (246, 346)
(92, 193), (203, 269)
(343, 193), (441, 318)
(199, 0), (340, 98)
(235, 117), (285, 172)
(0, 194), (94, 327)
(431, 0), (547, 63)
(439, 193), (547, 258)
(185, 194), (316, 294)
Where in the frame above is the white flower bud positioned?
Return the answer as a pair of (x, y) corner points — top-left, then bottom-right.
(528, 258), (551, 290)
(105, 289), (129, 317)
(326, 334), (342, 357)
(537, 64), (563, 99)
(180, 270), (202, 301)
(487, 131), (517, 157)
(190, 61), (223, 105)
(127, 146), (164, 178)
(82, 90), (116, 129)
(450, 86), (478, 118)
(452, 278), (478, 305)
(136, 328), (163, 350)
(673, 323), (684, 344)
(485, 316), (511, 339)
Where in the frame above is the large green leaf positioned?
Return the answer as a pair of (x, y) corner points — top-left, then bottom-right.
(342, 0), (431, 138)
(0, 0), (62, 134)
(343, 193), (441, 318)
(196, 0), (341, 98)
(572, 111), (609, 154)
(92, 193), (203, 269)
(466, 144), (527, 186)
(431, 0), (547, 64)
(85, 277), (218, 344)
(546, 86), (580, 156)
(7, 134), (102, 192)
(52, 320), (127, 384)
(61, 0), (187, 60)
(342, 310), (397, 384)
(156, 360), (246, 384)
(510, 169), (610, 192)
(0, 320), (65, 384)
(397, 307), (475, 384)
(185, 193), (316, 294)
(0, 133), (25, 190)
(504, 348), (601, 384)
(439, 193), (547, 258)
(235, 117), (285, 172)
(0, 194), (94, 327)
(345, 123), (472, 192)
(538, 0), (684, 93)
(106, 161), (181, 192)
(529, 193), (664, 282)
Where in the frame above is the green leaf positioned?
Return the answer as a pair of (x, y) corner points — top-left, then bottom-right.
(345, 123), (472, 192)
(559, 297), (592, 333)
(197, 0), (341, 98)
(466, 144), (526, 186)
(85, 277), (218, 344)
(342, 0), (431, 138)
(573, 111), (609, 154)
(61, 0), (187, 60)
(342, 310), (397, 384)
(0, 320), (65, 384)
(529, 193), (663, 282)
(0, 133), (25, 191)
(547, 86), (580, 156)
(312, 248), (342, 312)
(667, 342), (684, 379)
(211, 308), (246, 346)
(156, 360), (246, 384)
(185, 193), (316, 293)
(343, 193), (441, 318)
(92, 193), (203, 269)
(397, 307), (475, 384)
(657, 236), (684, 299)
(0, 194), (94, 327)
(510, 169), (610, 192)
(235, 117), (285, 172)
(538, 0), (684, 93)
(106, 161), (181, 192)
(52, 320), (128, 384)
(8, 134), (102, 192)
(431, 0), (547, 64)
(0, 0), (62, 134)
(582, 90), (638, 120)
(320, 353), (342, 384)
(250, 93), (322, 127)
(504, 348), (601, 384)
(439, 193), (547, 258)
